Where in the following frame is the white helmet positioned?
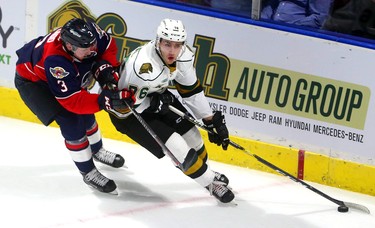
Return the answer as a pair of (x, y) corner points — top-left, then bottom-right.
(156, 19), (187, 43)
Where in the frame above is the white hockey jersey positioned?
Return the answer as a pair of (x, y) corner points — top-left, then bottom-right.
(118, 40), (213, 119)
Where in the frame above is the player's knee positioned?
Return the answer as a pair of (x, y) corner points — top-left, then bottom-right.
(165, 132), (208, 177)
(165, 132), (191, 162)
(182, 148), (210, 178)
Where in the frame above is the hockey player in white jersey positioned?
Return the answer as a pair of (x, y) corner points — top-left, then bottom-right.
(108, 19), (234, 203)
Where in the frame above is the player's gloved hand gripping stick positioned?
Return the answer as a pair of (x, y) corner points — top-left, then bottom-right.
(92, 60), (120, 90)
(168, 105), (370, 214)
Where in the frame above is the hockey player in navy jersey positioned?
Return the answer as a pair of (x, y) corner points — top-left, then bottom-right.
(14, 18), (135, 194)
(106, 19), (234, 203)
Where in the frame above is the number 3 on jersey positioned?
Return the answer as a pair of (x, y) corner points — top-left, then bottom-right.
(57, 80), (68, 92)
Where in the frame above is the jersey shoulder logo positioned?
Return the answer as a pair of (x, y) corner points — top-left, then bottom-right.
(49, 66), (70, 79)
(139, 63), (153, 74)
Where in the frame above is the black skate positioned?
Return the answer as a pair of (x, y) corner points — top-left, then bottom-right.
(206, 181), (235, 203)
(82, 168), (117, 194)
(93, 147), (125, 168)
(214, 171), (229, 186)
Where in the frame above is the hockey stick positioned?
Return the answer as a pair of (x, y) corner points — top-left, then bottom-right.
(168, 105), (370, 214)
(124, 102), (189, 172)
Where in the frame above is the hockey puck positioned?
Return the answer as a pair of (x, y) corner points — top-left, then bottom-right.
(338, 205), (349, 213)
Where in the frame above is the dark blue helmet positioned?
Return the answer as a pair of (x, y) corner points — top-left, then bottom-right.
(60, 18), (96, 48)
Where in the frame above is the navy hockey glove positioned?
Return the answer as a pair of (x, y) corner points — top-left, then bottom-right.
(147, 93), (175, 115)
(203, 111), (229, 150)
(92, 60), (119, 90)
(98, 89), (135, 117)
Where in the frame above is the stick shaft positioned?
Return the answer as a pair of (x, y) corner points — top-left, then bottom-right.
(168, 105), (370, 214)
(126, 103), (185, 171)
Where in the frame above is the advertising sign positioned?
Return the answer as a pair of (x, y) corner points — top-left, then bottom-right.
(4, 0), (375, 165)
(0, 1), (26, 88)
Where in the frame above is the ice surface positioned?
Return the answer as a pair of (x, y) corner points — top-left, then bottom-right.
(1, 116), (375, 228)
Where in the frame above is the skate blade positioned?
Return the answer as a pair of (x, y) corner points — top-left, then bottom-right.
(88, 186), (118, 195)
(108, 189), (118, 195)
(228, 199), (238, 206)
(218, 199), (238, 207)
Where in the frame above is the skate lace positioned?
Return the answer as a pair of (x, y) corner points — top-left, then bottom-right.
(85, 169), (108, 187)
(214, 171), (229, 185)
(94, 148), (116, 164)
(214, 172), (224, 181)
(208, 181), (228, 197)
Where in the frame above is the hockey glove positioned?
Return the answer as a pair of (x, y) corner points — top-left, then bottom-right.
(92, 60), (119, 90)
(203, 111), (229, 150)
(147, 93), (175, 115)
(98, 89), (135, 117)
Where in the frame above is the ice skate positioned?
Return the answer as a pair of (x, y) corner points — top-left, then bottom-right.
(93, 147), (125, 168)
(214, 171), (229, 186)
(206, 180), (235, 203)
(82, 168), (118, 194)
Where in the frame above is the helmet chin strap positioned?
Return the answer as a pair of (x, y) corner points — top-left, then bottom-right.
(68, 45), (83, 62)
(177, 45), (186, 59)
(62, 42), (75, 57)
(155, 38), (162, 56)
(155, 45), (167, 65)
